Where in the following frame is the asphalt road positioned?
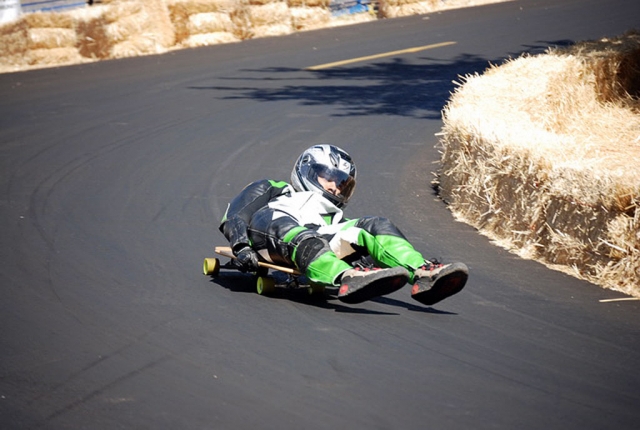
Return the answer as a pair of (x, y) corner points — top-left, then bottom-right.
(1, 0), (639, 428)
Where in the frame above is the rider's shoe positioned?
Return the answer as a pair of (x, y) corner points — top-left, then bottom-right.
(338, 266), (409, 304)
(411, 260), (468, 306)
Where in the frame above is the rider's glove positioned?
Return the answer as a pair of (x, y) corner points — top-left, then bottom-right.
(234, 246), (259, 272)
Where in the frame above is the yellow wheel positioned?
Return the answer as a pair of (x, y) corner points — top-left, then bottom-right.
(256, 276), (276, 295)
(307, 283), (326, 295)
(203, 258), (220, 276)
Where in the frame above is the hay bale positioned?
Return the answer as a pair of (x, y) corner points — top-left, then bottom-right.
(101, 1), (144, 23)
(247, 2), (290, 28)
(181, 31), (239, 46)
(188, 11), (234, 34)
(27, 47), (84, 65)
(252, 23), (292, 37)
(105, 10), (149, 43)
(166, 0), (238, 14)
(290, 6), (329, 31)
(0, 20), (29, 70)
(287, 0), (329, 7)
(0, 11), (85, 70)
(28, 27), (77, 49)
(76, 0), (175, 59)
(249, 0), (284, 5)
(76, 15), (111, 59)
(167, 0), (240, 43)
(22, 11), (75, 29)
(111, 35), (169, 58)
(438, 32), (640, 297)
(0, 19), (28, 57)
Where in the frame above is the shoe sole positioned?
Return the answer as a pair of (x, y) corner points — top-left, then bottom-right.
(339, 270), (408, 304)
(411, 269), (468, 306)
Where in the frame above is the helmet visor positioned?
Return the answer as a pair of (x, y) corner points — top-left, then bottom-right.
(311, 163), (356, 202)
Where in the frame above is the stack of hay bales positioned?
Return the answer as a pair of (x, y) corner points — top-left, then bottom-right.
(289, 0), (331, 31)
(167, 0), (241, 47)
(167, 0), (295, 47)
(0, 12), (83, 72)
(437, 31), (640, 297)
(76, 0), (175, 59)
(246, 0), (292, 38)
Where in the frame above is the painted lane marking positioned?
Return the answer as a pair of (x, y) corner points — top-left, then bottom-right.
(305, 41), (457, 70)
(599, 297), (639, 303)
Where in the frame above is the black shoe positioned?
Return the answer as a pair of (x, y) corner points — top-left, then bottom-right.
(338, 267), (409, 304)
(411, 261), (468, 306)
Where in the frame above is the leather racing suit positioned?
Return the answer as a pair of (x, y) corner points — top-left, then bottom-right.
(219, 179), (426, 286)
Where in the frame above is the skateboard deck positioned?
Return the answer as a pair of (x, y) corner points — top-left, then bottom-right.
(203, 246), (325, 296)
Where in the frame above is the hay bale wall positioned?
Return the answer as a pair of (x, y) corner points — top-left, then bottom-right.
(0, 11), (83, 72)
(1, 0), (508, 73)
(438, 31), (640, 297)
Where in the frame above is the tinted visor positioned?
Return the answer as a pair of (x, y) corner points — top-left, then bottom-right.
(312, 163), (356, 200)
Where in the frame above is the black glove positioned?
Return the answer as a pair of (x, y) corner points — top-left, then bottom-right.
(234, 246), (259, 272)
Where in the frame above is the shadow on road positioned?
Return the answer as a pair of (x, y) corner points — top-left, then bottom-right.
(209, 272), (457, 315)
(188, 40), (574, 119)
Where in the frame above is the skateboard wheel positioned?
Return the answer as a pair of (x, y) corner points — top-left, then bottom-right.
(203, 258), (220, 276)
(256, 276), (276, 295)
(308, 283), (325, 295)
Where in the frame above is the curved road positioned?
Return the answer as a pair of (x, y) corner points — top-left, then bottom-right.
(1, 0), (639, 428)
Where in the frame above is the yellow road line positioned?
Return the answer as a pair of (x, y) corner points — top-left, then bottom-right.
(599, 297), (640, 303)
(306, 41), (457, 70)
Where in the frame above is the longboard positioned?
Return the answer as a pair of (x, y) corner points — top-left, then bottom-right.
(203, 246), (324, 296)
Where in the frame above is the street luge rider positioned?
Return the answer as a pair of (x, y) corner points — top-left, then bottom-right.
(219, 144), (468, 305)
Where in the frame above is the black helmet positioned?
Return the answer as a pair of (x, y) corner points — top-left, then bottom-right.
(290, 145), (357, 208)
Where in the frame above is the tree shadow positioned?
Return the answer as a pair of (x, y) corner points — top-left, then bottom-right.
(188, 40), (576, 119)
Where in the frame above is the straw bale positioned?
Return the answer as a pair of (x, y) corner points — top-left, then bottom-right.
(247, 2), (290, 28)
(166, 0), (239, 15)
(0, 20), (28, 57)
(252, 23), (292, 37)
(67, 4), (110, 21)
(188, 12), (234, 34)
(290, 6), (329, 31)
(75, 0), (174, 59)
(249, 0), (284, 5)
(28, 28), (77, 50)
(105, 10), (149, 43)
(22, 11), (75, 29)
(438, 32), (640, 297)
(168, 0), (240, 43)
(27, 47), (83, 66)
(76, 15), (111, 58)
(556, 31), (640, 111)
(102, 1), (144, 23)
(287, 0), (329, 7)
(181, 31), (239, 46)
(135, 0), (175, 48)
(110, 35), (169, 58)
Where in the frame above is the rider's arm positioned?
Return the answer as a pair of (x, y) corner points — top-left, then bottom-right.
(219, 180), (291, 252)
